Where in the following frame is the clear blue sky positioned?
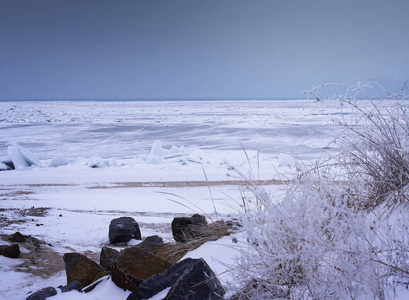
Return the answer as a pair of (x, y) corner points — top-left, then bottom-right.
(1, 0), (408, 100)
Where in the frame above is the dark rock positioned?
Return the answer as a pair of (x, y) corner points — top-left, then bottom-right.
(126, 258), (197, 300)
(100, 247), (120, 272)
(26, 286), (57, 300)
(10, 231), (26, 242)
(127, 258), (225, 300)
(139, 235), (163, 247)
(171, 214), (207, 243)
(111, 246), (172, 291)
(165, 258), (225, 300)
(63, 253), (106, 288)
(0, 244), (20, 258)
(191, 214), (207, 225)
(135, 235), (164, 255)
(109, 217), (141, 244)
(58, 280), (83, 293)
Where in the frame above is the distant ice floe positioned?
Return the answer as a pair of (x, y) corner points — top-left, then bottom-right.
(143, 140), (188, 164)
(1, 140), (264, 171)
(7, 142), (44, 170)
(1, 143), (70, 171)
(87, 155), (105, 168)
(141, 140), (259, 167)
(48, 153), (69, 168)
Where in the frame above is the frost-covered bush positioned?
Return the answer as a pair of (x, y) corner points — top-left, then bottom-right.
(337, 101), (409, 211)
(231, 176), (403, 299)
(231, 81), (409, 299)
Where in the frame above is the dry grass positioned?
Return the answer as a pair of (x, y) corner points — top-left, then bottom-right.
(152, 220), (236, 264)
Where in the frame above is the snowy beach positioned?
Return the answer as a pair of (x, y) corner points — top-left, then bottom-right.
(0, 99), (393, 299)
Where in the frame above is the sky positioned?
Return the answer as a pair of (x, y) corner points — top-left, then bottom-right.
(0, 0), (408, 101)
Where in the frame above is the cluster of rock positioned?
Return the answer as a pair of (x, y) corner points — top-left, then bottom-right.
(22, 214), (236, 300)
(0, 232), (33, 258)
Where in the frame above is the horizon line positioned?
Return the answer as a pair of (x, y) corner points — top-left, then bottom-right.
(0, 97), (308, 102)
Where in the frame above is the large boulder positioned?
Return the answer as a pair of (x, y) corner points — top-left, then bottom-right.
(100, 247), (120, 272)
(111, 246), (172, 291)
(166, 258), (225, 300)
(0, 244), (20, 258)
(126, 258), (225, 300)
(171, 214), (207, 243)
(109, 217), (141, 244)
(26, 286), (57, 300)
(126, 258), (197, 300)
(63, 253), (106, 288)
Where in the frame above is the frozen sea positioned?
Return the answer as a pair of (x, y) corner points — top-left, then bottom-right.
(0, 99), (397, 299)
(0, 100), (345, 163)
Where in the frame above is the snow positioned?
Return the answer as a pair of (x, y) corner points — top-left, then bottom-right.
(146, 287), (171, 300)
(278, 152), (296, 167)
(0, 162), (9, 170)
(47, 276), (131, 300)
(0, 99), (403, 299)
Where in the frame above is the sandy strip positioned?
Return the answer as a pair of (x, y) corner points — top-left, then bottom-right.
(87, 179), (289, 189)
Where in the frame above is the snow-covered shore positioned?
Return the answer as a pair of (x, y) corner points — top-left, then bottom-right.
(0, 99), (396, 299)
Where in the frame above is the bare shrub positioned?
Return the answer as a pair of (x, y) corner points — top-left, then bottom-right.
(337, 101), (409, 211)
(230, 175), (394, 299)
(230, 81), (409, 299)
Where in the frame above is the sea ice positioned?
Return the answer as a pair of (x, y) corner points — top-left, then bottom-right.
(150, 140), (166, 156)
(48, 153), (69, 167)
(6, 143), (43, 170)
(145, 140), (187, 164)
(87, 155), (103, 168)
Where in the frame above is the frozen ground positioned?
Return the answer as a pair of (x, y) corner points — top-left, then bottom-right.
(0, 99), (395, 299)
